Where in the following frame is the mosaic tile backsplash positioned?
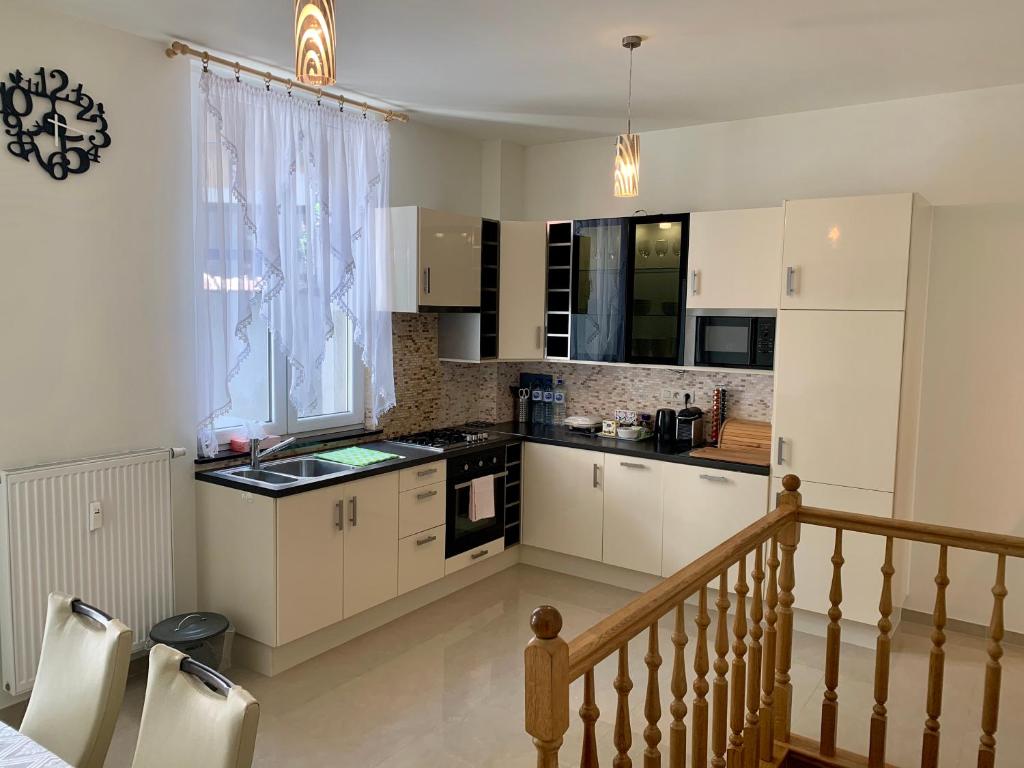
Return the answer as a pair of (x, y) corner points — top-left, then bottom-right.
(374, 314), (774, 436)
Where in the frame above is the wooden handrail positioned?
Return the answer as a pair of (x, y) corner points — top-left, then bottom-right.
(797, 506), (1024, 558)
(566, 505), (796, 680)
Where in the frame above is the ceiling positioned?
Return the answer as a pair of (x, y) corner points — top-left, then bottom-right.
(35, 0), (1024, 144)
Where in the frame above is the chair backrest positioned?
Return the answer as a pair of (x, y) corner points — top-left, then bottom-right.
(131, 644), (259, 768)
(20, 592), (133, 768)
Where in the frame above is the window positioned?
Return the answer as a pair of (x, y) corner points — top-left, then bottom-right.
(213, 308), (365, 445)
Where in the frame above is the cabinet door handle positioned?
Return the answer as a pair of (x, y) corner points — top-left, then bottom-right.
(471, 549), (489, 560)
(416, 534), (437, 546)
(776, 437), (785, 465)
(348, 496), (358, 527)
(416, 489), (438, 501)
(417, 467), (438, 478)
(785, 266), (796, 296)
(691, 269), (699, 296)
(699, 473), (728, 483)
(334, 501), (343, 530)
(620, 461), (647, 470)
(593, 463), (600, 488)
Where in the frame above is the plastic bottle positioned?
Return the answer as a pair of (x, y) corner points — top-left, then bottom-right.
(531, 386), (545, 424)
(542, 380), (554, 425)
(553, 378), (567, 424)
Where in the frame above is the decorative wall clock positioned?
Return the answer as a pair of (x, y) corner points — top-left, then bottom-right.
(0, 67), (111, 180)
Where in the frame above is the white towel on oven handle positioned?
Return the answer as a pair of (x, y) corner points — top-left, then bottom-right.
(469, 475), (496, 522)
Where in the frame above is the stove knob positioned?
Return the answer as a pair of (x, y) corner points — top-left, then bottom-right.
(478, 459), (484, 467)
(463, 463), (469, 471)
(492, 457), (497, 464)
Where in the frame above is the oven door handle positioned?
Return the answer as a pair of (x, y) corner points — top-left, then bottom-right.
(452, 471), (507, 491)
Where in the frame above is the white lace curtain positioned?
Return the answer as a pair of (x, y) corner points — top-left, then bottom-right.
(193, 71), (395, 457)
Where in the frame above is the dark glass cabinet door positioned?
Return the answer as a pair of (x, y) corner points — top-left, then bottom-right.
(627, 214), (689, 365)
(571, 218), (628, 362)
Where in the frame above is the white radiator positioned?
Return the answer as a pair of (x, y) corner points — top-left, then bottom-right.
(0, 449), (175, 695)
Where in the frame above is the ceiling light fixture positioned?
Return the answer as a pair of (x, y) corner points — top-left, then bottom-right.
(294, 0), (336, 86)
(614, 35), (643, 198)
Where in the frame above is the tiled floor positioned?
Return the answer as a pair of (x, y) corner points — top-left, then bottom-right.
(3, 564), (1020, 767)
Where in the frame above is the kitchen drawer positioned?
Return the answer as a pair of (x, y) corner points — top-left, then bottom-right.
(398, 482), (446, 538)
(398, 524), (445, 595)
(399, 461), (446, 491)
(444, 539), (504, 576)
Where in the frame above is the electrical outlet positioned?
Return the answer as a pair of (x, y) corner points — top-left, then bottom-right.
(660, 388), (673, 401)
(88, 501), (103, 532)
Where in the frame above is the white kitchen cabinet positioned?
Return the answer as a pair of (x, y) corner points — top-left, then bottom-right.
(399, 460), (446, 491)
(772, 310), (906, 493)
(276, 486), (345, 645)
(662, 465), (769, 583)
(398, 482), (445, 538)
(522, 443), (604, 561)
(398, 524), (445, 595)
(342, 472), (400, 618)
(687, 207), (783, 309)
(498, 220), (547, 360)
(602, 457), (664, 575)
(444, 539), (505, 575)
(377, 206), (482, 311)
(772, 478), (898, 624)
(780, 193), (913, 310)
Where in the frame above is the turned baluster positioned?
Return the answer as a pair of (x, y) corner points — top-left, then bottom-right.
(977, 555), (1007, 768)
(645, 623), (664, 768)
(868, 537), (895, 768)
(759, 537), (779, 759)
(693, 587), (712, 768)
(820, 529), (844, 757)
(614, 644), (634, 768)
(711, 572), (731, 768)
(774, 474), (801, 743)
(728, 556), (749, 768)
(920, 545), (948, 768)
(743, 545), (765, 768)
(669, 604), (688, 768)
(525, 606), (569, 768)
(580, 668), (600, 768)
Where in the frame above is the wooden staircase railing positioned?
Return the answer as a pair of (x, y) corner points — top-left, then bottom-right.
(524, 474), (1024, 768)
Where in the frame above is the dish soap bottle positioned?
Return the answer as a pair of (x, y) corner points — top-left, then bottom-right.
(553, 378), (567, 424)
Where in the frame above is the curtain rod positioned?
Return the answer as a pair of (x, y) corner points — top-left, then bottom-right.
(164, 40), (410, 123)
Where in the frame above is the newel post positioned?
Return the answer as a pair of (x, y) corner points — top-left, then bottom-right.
(526, 605), (570, 768)
(774, 474), (802, 744)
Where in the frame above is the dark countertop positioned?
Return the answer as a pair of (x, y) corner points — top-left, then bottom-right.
(195, 435), (523, 498)
(490, 422), (770, 476)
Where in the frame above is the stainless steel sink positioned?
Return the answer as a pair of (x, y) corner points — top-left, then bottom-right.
(226, 469), (298, 485)
(268, 458), (350, 478)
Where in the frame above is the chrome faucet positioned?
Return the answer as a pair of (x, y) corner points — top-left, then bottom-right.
(249, 437), (297, 470)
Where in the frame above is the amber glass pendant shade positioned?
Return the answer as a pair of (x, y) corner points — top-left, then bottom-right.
(295, 0), (336, 86)
(613, 133), (640, 198)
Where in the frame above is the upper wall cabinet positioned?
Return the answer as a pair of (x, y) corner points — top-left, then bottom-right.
(378, 206), (482, 312)
(687, 207), (783, 309)
(498, 221), (547, 361)
(780, 193), (913, 310)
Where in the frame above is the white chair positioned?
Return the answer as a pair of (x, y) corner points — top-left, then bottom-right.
(131, 644), (259, 768)
(20, 592), (133, 768)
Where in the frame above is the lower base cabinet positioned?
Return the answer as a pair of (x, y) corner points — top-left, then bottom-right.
(398, 524), (445, 594)
(662, 465), (770, 583)
(342, 472), (400, 619)
(522, 443), (605, 561)
(603, 457), (664, 575)
(445, 540), (505, 575)
(773, 477), (898, 624)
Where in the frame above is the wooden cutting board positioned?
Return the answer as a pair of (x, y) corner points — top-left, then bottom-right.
(689, 418), (772, 466)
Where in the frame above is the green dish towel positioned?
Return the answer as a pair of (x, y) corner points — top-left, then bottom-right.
(316, 446), (402, 467)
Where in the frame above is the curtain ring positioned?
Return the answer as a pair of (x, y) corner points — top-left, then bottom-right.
(362, 102), (368, 119)
(234, 62), (241, 83)
(201, 52), (209, 73)
(287, 80), (293, 98)
(264, 72), (272, 91)
(384, 110), (394, 123)
(317, 88), (323, 107)
(339, 99), (344, 113)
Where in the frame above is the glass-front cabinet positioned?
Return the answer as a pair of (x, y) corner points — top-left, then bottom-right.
(570, 218), (629, 362)
(626, 214), (690, 365)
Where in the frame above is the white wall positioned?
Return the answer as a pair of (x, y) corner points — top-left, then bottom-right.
(391, 121), (483, 216)
(524, 83), (1024, 220)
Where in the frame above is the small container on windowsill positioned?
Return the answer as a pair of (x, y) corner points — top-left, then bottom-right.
(228, 435), (282, 454)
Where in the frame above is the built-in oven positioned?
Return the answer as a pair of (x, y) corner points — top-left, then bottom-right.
(445, 445), (506, 559)
(684, 310), (776, 369)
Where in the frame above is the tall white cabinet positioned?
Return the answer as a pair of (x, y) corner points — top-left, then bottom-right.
(772, 193), (932, 623)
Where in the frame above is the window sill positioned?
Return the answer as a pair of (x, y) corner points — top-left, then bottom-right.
(193, 425), (384, 468)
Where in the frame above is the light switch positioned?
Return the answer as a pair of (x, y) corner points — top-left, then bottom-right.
(88, 501), (103, 532)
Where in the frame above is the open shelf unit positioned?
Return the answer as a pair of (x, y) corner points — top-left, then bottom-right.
(545, 221), (572, 359)
(503, 442), (522, 547)
(480, 218), (500, 360)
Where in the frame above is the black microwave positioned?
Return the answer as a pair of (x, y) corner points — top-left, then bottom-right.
(693, 315), (775, 370)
